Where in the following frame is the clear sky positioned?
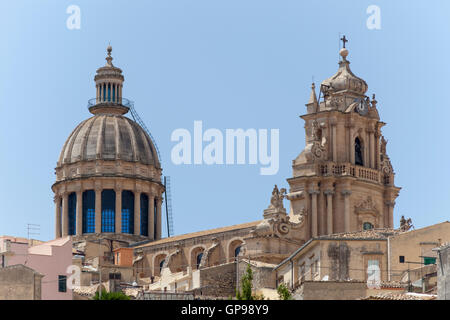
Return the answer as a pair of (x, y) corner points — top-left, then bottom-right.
(1, 0), (449, 241)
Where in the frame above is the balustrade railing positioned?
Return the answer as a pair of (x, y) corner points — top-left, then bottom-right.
(318, 162), (382, 183)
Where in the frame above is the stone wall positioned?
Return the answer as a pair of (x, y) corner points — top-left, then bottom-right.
(436, 245), (450, 300)
(293, 281), (367, 300)
(0, 265), (43, 300)
(194, 262), (236, 298)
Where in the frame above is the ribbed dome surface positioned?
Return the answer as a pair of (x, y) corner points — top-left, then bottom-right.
(58, 114), (159, 167)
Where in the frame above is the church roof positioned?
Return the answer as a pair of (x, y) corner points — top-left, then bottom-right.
(57, 114), (160, 167)
(133, 220), (261, 249)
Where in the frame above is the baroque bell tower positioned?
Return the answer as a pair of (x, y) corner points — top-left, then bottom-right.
(287, 39), (400, 239)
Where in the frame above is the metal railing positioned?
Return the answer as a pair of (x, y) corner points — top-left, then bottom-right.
(87, 97), (134, 109)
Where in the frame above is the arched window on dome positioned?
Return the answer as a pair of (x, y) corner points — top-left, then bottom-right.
(140, 194), (149, 236)
(101, 189), (115, 233)
(355, 137), (364, 166)
(68, 193), (77, 236)
(107, 83), (111, 102)
(121, 191), (134, 234)
(103, 85), (106, 103)
(112, 84), (116, 103)
(82, 190), (95, 234)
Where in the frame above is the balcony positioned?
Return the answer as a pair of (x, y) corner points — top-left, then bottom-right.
(317, 162), (388, 184)
(87, 97), (134, 109)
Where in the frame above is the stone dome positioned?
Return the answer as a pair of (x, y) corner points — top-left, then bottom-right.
(57, 114), (160, 168)
(321, 47), (368, 96)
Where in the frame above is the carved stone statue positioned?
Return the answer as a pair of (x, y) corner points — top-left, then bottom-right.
(311, 120), (321, 141)
(269, 185), (287, 211)
(400, 215), (413, 232)
(381, 136), (387, 155)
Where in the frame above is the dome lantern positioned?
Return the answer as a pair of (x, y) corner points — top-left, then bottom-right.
(89, 46), (129, 115)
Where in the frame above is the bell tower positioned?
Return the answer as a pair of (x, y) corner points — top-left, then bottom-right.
(287, 39), (400, 239)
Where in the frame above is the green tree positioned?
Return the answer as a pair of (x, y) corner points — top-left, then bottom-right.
(277, 283), (292, 300)
(93, 289), (131, 300)
(236, 263), (262, 300)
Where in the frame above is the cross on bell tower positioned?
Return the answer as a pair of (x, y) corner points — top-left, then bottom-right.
(340, 35), (348, 48)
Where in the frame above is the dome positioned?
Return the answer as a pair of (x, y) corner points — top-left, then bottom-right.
(321, 47), (368, 96)
(57, 114), (160, 168)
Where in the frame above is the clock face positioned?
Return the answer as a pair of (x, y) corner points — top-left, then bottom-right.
(354, 98), (368, 116)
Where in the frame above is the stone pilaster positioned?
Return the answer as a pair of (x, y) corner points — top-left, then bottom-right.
(156, 197), (162, 240)
(115, 187), (122, 234)
(95, 186), (102, 233)
(324, 190), (335, 235)
(61, 193), (69, 237)
(55, 196), (61, 238)
(149, 194), (155, 240)
(341, 190), (352, 232)
(309, 189), (320, 237)
(76, 190), (82, 236)
(134, 190), (141, 236)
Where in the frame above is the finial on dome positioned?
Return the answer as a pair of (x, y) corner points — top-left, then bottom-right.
(339, 35), (349, 61)
(106, 44), (113, 67)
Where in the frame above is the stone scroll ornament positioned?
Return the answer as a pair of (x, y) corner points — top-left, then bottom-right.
(252, 185), (305, 238)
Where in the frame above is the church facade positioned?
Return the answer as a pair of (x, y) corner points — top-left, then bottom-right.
(54, 41), (401, 294)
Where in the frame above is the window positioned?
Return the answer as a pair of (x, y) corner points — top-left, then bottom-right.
(82, 190), (95, 233)
(101, 190), (115, 233)
(234, 246), (241, 257)
(399, 256), (405, 263)
(121, 191), (134, 234)
(159, 259), (165, 272)
(58, 275), (67, 293)
(109, 273), (121, 280)
(196, 253), (203, 269)
(355, 137), (363, 166)
(68, 193), (77, 235)
(363, 222), (374, 230)
(424, 257), (436, 265)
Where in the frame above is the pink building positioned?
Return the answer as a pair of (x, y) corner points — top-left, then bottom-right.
(0, 236), (73, 300)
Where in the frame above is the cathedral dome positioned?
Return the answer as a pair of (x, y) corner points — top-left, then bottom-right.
(321, 46), (368, 96)
(57, 114), (160, 167)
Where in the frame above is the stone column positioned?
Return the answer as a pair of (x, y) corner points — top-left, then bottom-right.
(156, 197), (162, 240)
(115, 188), (122, 234)
(134, 191), (141, 236)
(149, 195), (155, 240)
(332, 123), (337, 162)
(342, 190), (352, 232)
(385, 201), (395, 228)
(348, 125), (355, 164)
(309, 190), (320, 237)
(76, 190), (82, 236)
(61, 193), (69, 237)
(55, 196), (61, 238)
(95, 188), (102, 233)
(324, 190), (334, 235)
(369, 130), (375, 169)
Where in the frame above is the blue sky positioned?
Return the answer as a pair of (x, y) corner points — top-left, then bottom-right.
(1, 0), (449, 240)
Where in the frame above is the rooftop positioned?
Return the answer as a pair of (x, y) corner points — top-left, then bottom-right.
(133, 220), (261, 249)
